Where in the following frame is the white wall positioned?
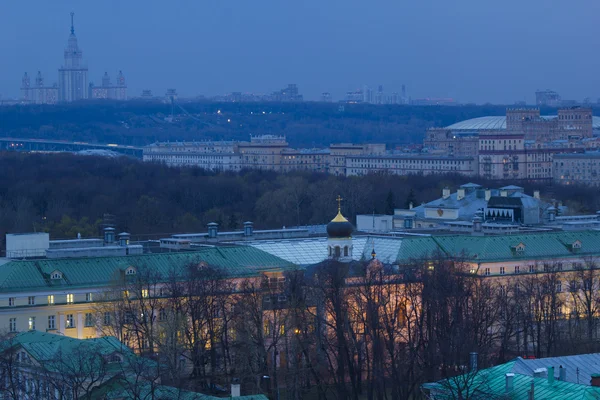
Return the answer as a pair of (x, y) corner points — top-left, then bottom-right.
(356, 215), (393, 233)
(6, 233), (50, 258)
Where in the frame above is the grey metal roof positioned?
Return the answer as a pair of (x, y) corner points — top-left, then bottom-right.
(512, 354), (600, 386)
(246, 236), (404, 266)
(445, 116), (600, 131)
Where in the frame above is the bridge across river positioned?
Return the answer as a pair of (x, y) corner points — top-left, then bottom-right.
(0, 138), (143, 158)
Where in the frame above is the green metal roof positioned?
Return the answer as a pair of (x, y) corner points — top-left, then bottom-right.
(0, 246), (296, 292)
(424, 360), (600, 399)
(397, 230), (600, 263)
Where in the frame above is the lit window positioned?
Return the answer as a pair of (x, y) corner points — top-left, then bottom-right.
(86, 293), (93, 302)
(141, 289), (149, 298)
(66, 294), (74, 304)
(123, 290), (129, 299)
(28, 317), (35, 331)
(47, 295), (55, 305)
(66, 314), (74, 328)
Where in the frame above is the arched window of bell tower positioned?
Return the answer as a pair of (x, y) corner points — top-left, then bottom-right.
(344, 246), (348, 256)
(335, 246), (341, 258)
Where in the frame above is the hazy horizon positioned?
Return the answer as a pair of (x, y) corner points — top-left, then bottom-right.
(2, 0), (599, 104)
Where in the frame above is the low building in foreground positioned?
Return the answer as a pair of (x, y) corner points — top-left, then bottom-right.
(0, 330), (266, 400)
(422, 353), (600, 399)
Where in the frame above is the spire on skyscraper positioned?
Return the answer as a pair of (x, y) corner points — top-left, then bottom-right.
(70, 12), (75, 35)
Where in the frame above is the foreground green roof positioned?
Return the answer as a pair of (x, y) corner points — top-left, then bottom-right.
(398, 230), (600, 263)
(0, 246), (296, 292)
(423, 360), (600, 399)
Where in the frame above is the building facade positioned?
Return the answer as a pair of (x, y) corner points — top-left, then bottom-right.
(58, 13), (88, 102)
(553, 152), (600, 186)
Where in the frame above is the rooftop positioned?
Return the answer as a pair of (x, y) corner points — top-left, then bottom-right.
(445, 115), (600, 131)
(0, 246), (295, 292)
(423, 358), (600, 399)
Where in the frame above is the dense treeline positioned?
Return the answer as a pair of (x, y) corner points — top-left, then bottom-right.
(0, 152), (599, 249)
(0, 100), (582, 148)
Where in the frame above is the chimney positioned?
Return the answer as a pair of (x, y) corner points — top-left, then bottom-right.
(118, 232), (130, 247)
(104, 227), (115, 245)
(243, 221), (254, 237)
(409, 202), (413, 210)
(533, 367), (546, 378)
(533, 190), (540, 200)
(528, 381), (534, 400)
(559, 365), (566, 381)
(485, 189), (492, 202)
(207, 222), (218, 239)
(500, 190), (508, 197)
(473, 209), (483, 235)
(591, 374), (600, 387)
(442, 187), (450, 199)
(548, 366), (554, 385)
(505, 373), (515, 393)
(457, 188), (466, 201)
(548, 206), (557, 222)
(231, 383), (241, 397)
(469, 352), (478, 372)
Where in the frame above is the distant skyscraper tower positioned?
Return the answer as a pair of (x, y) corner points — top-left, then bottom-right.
(102, 72), (111, 87)
(321, 92), (332, 102)
(375, 85), (384, 105)
(115, 71), (127, 100)
(58, 13), (88, 102)
(363, 85), (373, 103)
(21, 73), (31, 102)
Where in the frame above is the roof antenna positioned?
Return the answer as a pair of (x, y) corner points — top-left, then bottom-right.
(70, 12), (75, 35)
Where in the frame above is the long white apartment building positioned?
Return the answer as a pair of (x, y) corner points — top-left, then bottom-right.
(345, 154), (477, 176)
(143, 141), (242, 171)
(143, 137), (478, 177)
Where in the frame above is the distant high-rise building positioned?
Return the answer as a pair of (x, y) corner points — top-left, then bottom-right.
(58, 13), (88, 102)
(535, 90), (561, 107)
(390, 92), (399, 104)
(375, 85), (384, 105)
(20, 12), (127, 104)
(272, 84), (303, 101)
(141, 90), (153, 98)
(20, 71), (58, 104)
(401, 85), (408, 104)
(321, 92), (332, 102)
(345, 90), (364, 103)
(89, 71), (127, 100)
(363, 86), (373, 104)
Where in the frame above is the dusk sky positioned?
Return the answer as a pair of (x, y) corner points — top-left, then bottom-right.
(1, 0), (599, 104)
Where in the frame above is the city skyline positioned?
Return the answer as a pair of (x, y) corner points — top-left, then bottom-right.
(1, 0), (600, 103)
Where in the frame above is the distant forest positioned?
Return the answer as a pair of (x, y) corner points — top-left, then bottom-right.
(0, 152), (598, 251)
(0, 100), (584, 148)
